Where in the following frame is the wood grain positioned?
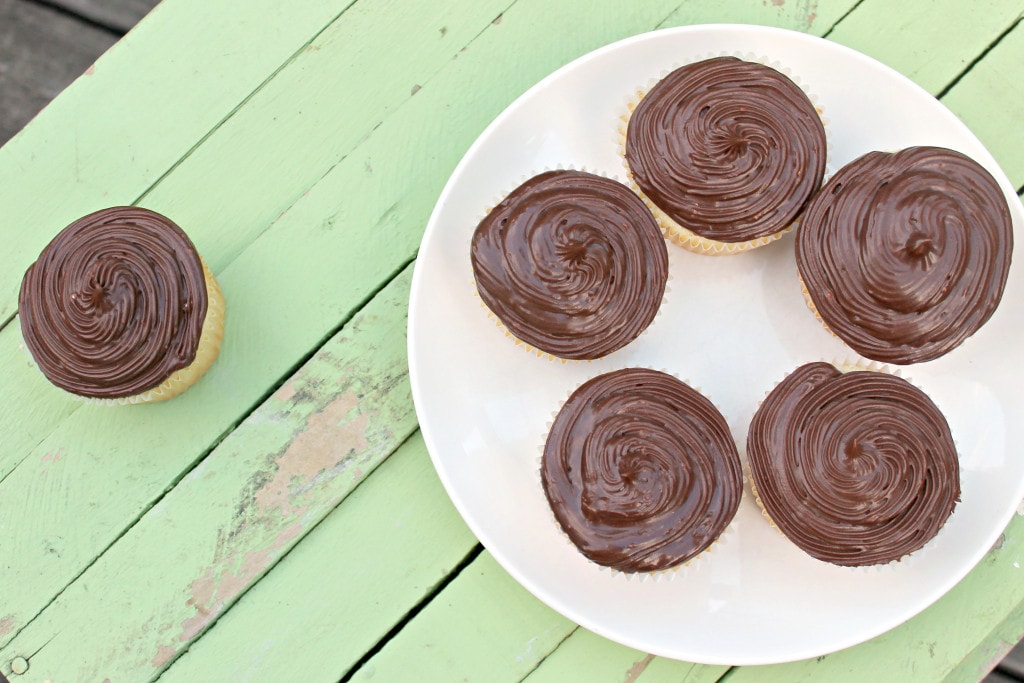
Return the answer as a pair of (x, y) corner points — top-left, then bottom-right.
(0, 267), (419, 680)
(158, 431), (478, 682)
(0, 0), (358, 321)
(943, 18), (1024, 189)
(0, 0), (115, 145)
(826, 0), (1024, 94)
(0, 0), (518, 654)
(0, 0), (1021, 678)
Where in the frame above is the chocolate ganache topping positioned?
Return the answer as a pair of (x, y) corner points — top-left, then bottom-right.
(542, 368), (742, 572)
(19, 207), (209, 399)
(625, 57), (826, 242)
(471, 170), (668, 360)
(796, 146), (1013, 364)
(747, 362), (959, 566)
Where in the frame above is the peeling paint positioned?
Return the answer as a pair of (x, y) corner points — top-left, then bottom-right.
(41, 449), (64, 464)
(152, 644), (176, 668)
(515, 636), (538, 663)
(85, 64), (95, 75)
(624, 653), (654, 683)
(154, 523), (303, 666)
(411, 84), (422, 96)
(0, 614), (16, 639)
(255, 392), (370, 516)
(273, 382), (297, 402)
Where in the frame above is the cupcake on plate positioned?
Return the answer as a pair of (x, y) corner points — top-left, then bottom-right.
(746, 361), (960, 567)
(623, 56), (827, 254)
(542, 367), (742, 574)
(471, 170), (668, 360)
(19, 206), (225, 404)
(796, 146), (1013, 364)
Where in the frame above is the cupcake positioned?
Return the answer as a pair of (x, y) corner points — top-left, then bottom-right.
(19, 206), (225, 404)
(746, 361), (960, 567)
(623, 56), (827, 254)
(542, 367), (742, 573)
(796, 146), (1013, 364)
(471, 170), (668, 360)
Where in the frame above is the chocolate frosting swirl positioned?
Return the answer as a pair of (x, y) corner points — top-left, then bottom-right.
(19, 207), (208, 398)
(625, 57), (826, 242)
(471, 170), (667, 360)
(797, 146), (1013, 364)
(542, 368), (742, 572)
(747, 362), (959, 566)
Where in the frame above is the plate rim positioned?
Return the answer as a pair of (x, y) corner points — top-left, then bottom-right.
(408, 23), (1024, 665)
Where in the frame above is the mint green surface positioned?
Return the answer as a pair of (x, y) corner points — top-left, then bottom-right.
(1, 0), (1022, 680)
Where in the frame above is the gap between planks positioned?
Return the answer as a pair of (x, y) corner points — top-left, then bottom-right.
(937, 14), (1023, 99)
(335, 543), (486, 683)
(0, 251), (415, 655)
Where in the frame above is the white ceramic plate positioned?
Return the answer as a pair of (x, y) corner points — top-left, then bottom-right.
(408, 25), (1024, 665)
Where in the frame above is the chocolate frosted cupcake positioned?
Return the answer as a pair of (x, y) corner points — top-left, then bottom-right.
(624, 56), (827, 254)
(471, 170), (668, 360)
(796, 146), (1013, 364)
(19, 207), (225, 403)
(747, 361), (960, 567)
(542, 368), (742, 573)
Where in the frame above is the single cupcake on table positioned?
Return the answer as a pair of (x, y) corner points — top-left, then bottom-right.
(471, 170), (668, 360)
(623, 56), (827, 254)
(542, 367), (742, 574)
(746, 361), (960, 567)
(796, 146), (1013, 364)
(19, 206), (225, 404)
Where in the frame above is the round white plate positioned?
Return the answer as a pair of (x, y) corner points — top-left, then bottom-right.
(407, 24), (1024, 665)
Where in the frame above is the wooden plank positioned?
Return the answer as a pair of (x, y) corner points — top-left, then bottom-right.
(945, 569), (1024, 681)
(153, 3), (881, 680)
(0, 0), (516, 648)
(826, 0), (1023, 94)
(657, 0), (855, 32)
(942, 19), (1024, 189)
(0, 267), (419, 681)
(0, 0), (116, 145)
(347, 551), (576, 682)
(135, 0), (512, 274)
(523, 628), (727, 683)
(723, 513), (1024, 682)
(0, 0), (357, 321)
(0, 1), (1018, 682)
(0, 0), (506, 479)
(46, 0), (159, 33)
(158, 432), (479, 682)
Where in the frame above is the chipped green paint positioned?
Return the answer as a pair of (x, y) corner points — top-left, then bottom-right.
(160, 432), (478, 682)
(0, 0), (1022, 681)
(0, 268), (417, 680)
(0, 0), (518, 652)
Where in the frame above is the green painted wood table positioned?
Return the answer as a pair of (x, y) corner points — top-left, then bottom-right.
(1, 1), (1023, 681)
